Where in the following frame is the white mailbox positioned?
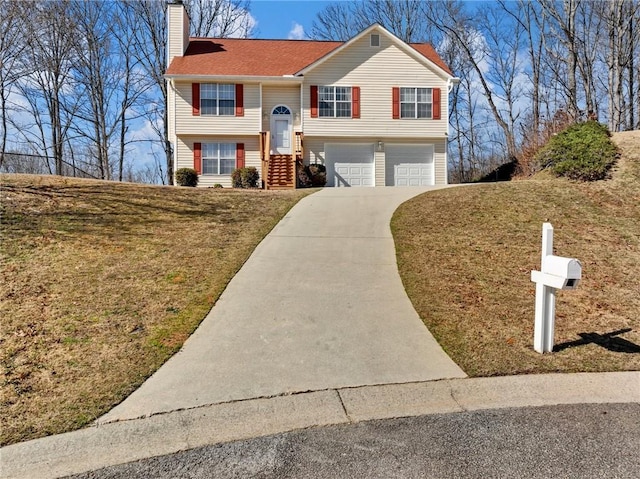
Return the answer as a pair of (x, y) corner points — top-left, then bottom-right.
(530, 223), (582, 353)
(536, 255), (582, 290)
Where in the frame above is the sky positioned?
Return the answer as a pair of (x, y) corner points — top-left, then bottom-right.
(250, 0), (335, 39)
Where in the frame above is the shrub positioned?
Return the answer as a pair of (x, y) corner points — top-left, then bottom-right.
(298, 163), (327, 188)
(534, 121), (618, 181)
(175, 168), (198, 187)
(297, 163), (312, 188)
(231, 167), (259, 188)
(307, 163), (327, 186)
(213, 183), (223, 189)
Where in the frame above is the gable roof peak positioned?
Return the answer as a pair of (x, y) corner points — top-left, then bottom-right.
(165, 24), (452, 78)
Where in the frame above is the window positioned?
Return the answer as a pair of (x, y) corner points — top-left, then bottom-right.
(400, 87), (432, 119)
(201, 84), (235, 116)
(370, 34), (380, 47)
(202, 143), (235, 175)
(319, 86), (352, 118)
(272, 105), (291, 115)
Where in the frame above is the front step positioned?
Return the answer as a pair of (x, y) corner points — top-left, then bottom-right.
(267, 154), (295, 189)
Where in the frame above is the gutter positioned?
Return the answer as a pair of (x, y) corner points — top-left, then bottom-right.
(164, 74), (304, 84)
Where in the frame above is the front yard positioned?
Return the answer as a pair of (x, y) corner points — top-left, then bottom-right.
(0, 175), (310, 446)
(392, 131), (640, 376)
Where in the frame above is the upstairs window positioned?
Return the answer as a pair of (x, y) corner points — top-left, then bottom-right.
(319, 86), (352, 118)
(370, 34), (380, 47)
(201, 83), (235, 116)
(400, 87), (432, 119)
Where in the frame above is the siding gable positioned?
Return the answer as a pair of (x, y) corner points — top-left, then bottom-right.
(302, 32), (449, 138)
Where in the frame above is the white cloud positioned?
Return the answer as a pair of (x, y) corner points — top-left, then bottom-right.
(288, 22), (305, 40)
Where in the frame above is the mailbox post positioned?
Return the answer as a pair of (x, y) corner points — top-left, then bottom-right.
(530, 223), (582, 353)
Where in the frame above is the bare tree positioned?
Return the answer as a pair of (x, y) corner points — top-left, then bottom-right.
(540, 0), (581, 121)
(122, 0), (171, 184)
(19, 0), (78, 176)
(310, 0), (435, 43)
(0, 1), (28, 167)
(185, 0), (254, 38)
(423, 1), (522, 161)
(71, 0), (117, 179)
(310, 2), (365, 41)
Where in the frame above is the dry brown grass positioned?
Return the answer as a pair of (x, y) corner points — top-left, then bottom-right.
(393, 131), (640, 377)
(0, 175), (310, 446)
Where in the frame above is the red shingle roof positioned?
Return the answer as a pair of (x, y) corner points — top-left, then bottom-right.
(166, 37), (452, 77)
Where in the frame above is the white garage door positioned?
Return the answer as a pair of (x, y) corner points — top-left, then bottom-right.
(386, 144), (434, 186)
(325, 143), (375, 187)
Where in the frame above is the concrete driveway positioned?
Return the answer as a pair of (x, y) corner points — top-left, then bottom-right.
(100, 186), (466, 423)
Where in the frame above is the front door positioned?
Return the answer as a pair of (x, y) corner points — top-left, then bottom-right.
(271, 105), (292, 155)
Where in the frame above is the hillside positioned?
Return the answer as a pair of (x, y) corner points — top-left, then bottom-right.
(393, 130), (640, 377)
(0, 176), (309, 445)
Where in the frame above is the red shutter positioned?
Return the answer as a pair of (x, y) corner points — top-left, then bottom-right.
(236, 143), (245, 169)
(193, 142), (202, 174)
(310, 85), (318, 118)
(352, 86), (360, 118)
(432, 87), (441, 120)
(235, 84), (244, 117)
(192, 83), (200, 116)
(392, 87), (400, 119)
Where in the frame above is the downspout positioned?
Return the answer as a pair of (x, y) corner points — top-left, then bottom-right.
(259, 82), (263, 132)
(171, 79), (177, 185)
(299, 79), (304, 133)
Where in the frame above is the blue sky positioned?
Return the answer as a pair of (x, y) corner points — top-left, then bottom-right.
(250, 0), (335, 39)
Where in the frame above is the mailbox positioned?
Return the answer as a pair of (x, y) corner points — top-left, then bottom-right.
(542, 255), (582, 290)
(530, 223), (583, 353)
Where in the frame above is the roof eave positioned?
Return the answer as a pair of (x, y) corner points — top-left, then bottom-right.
(164, 73), (304, 83)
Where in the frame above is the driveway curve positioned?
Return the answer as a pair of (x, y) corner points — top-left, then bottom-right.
(100, 187), (466, 423)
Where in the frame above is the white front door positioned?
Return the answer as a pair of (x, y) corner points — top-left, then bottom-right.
(271, 105), (292, 155)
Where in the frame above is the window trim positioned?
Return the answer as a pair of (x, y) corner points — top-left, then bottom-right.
(318, 85), (352, 118)
(201, 142), (236, 175)
(399, 87), (433, 119)
(200, 83), (236, 116)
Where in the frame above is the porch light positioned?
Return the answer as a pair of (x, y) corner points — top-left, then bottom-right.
(377, 141), (384, 151)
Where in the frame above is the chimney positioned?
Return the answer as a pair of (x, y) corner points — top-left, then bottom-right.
(167, 1), (190, 68)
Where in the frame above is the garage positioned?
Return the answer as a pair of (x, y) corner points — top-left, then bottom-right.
(385, 144), (434, 186)
(325, 143), (375, 187)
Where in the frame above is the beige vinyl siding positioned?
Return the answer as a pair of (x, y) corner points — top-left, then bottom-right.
(374, 149), (385, 186)
(174, 82), (260, 135)
(434, 138), (447, 184)
(304, 136), (447, 186)
(176, 135), (260, 188)
(167, 4), (188, 66)
(302, 32), (448, 138)
(261, 85), (302, 131)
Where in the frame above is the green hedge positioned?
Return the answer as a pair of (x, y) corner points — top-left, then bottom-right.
(231, 167), (259, 188)
(175, 168), (198, 187)
(534, 121), (618, 181)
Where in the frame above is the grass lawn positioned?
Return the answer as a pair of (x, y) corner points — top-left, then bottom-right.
(393, 131), (640, 377)
(0, 175), (310, 446)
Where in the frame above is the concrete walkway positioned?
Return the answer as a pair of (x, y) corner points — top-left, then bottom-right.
(100, 186), (465, 423)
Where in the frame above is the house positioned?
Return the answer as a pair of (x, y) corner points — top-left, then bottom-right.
(165, 2), (458, 188)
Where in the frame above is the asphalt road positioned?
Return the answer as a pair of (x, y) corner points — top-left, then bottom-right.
(69, 403), (640, 479)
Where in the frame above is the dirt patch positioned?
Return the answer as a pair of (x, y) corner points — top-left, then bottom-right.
(0, 175), (310, 445)
(392, 131), (640, 377)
